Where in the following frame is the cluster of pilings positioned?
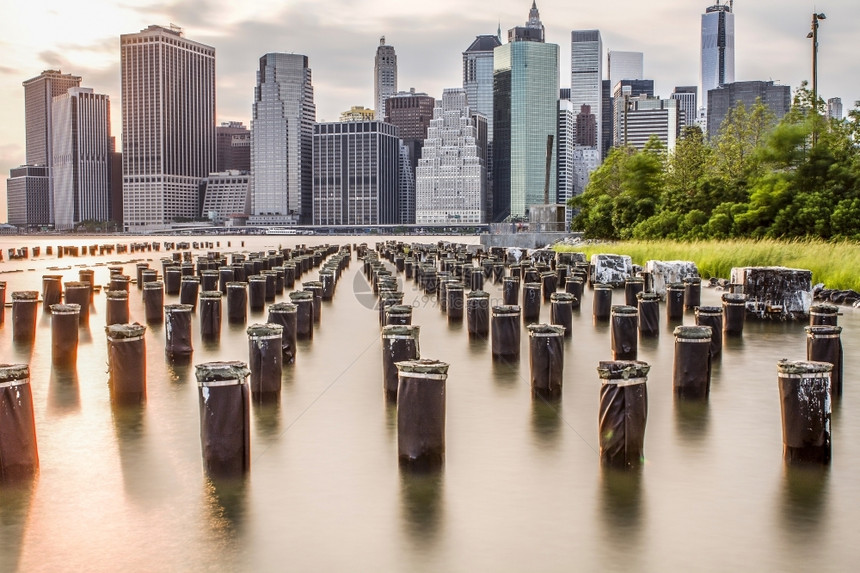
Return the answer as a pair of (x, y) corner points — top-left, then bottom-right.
(362, 241), (846, 472)
(0, 242), (353, 482)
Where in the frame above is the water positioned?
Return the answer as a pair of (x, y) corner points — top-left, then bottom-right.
(0, 235), (858, 572)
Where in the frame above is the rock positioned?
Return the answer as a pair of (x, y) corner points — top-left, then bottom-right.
(590, 254), (633, 287)
(644, 260), (699, 298)
(730, 266), (813, 320)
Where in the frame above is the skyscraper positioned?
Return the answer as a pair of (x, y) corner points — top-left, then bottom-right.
(701, 2), (735, 112)
(493, 2), (559, 221)
(415, 88), (487, 224)
(571, 30), (603, 151)
(6, 166), (51, 228)
(250, 53), (316, 225)
(672, 86), (699, 129)
(120, 25), (215, 231)
(385, 89), (435, 224)
(52, 87), (112, 229)
(607, 51), (644, 90)
(827, 98), (843, 121)
(312, 121), (399, 225)
(22, 69), (81, 167)
(614, 90), (680, 152)
(374, 38), (397, 120)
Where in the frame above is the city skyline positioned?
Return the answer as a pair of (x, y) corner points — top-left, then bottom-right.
(1, 0), (857, 217)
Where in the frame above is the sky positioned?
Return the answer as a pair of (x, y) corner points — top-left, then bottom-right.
(1, 0), (857, 218)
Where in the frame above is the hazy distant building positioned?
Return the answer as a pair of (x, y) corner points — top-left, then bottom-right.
(200, 171), (250, 224)
(701, 2), (735, 112)
(415, 89), (487, 224)
(312, 121), (399, 225)
(374, 38), (397, 120)
(827, 97), (843, 120)
(120, 25), (216, 231)
(216, 122), (250, 172)
(608, 51), (643, 89)
(51, 87), (112, 229)
(614, 90), (680, 151)
(494, 2), (559, 220)
(707, 81), (791, 139)
(6, 165), (52, 228)
(464, 34), (502, 137)
(23, 70), (81, 167)
(340, 106), (375, 122)
(571, 30), (603, 153)
(612, 80), (655, 146)
(251, 53), (316, 225)
(385, 89), (435, 223)
(672, 86), (699, 129)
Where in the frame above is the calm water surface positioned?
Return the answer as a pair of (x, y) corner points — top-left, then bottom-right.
(0, 235), (857, 572)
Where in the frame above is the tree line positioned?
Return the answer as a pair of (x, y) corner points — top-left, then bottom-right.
(569, 85), (860, 241)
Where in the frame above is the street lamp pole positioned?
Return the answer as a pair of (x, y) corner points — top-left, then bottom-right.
(808, 12), (826, 145)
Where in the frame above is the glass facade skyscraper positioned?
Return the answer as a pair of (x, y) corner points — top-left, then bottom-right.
(250, 53), (316, 225)
(493, 3), (559, 221)
(701, 2), (735, 112)
(571, 30), (603, 151)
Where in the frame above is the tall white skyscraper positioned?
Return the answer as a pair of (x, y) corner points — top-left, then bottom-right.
(701, 2), (735, 112)
(52, 87), (112, 229)
(571, 30), (603, 152)
(416, 89), (487, 224)
(672, 86), (698, 129)
(250, 53), (316, 225)
(120, 25), (215, 231)
(374, 38), (397, 120)
(607, 51), (644, 90)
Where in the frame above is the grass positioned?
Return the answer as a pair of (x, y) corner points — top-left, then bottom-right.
(556, 239), (860, 291)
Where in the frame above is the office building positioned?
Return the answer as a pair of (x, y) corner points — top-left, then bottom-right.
(494, 2), (559, 220)
(827, 97), (843, 121)
(608, 51), (644, 90)
(385, 89), (436, 224)
(51, 87), (112, 230)
(557, 100), (575, 224)
(415, 88), (487, 225)
(251, 53), (316, 225)
(120, 25), (216, 231)
(614, 90), (680, 151)
(571, 30), (603, 152)
(707, 80), (791, 139)
(312, 121), (399, 225)
(216, 122), (250, 172)
(200, 171), (250, 224)
(374, 38), (397, 120)
(701, 2), (735, 112)
(463, 34), (502, 138)
(23, 70), (81, 167)
(672, 86), (699, 129)
(6, 165), (52, 228)
(601, 80), (613, 160)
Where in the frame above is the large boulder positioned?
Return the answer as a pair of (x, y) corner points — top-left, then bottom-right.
(730, 266), (813, 320)
(589, 254), (633, 287)
(645, 260), (699, 298)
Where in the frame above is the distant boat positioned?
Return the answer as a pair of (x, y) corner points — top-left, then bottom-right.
(265, 228), (297, 235)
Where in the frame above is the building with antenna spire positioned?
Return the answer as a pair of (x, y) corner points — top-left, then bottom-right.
(700, 1), (735, 114)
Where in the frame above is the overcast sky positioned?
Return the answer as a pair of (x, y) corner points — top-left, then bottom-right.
(1, 0), (856, 218)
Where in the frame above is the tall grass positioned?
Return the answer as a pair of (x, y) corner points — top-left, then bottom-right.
(556, 239), (860, 291)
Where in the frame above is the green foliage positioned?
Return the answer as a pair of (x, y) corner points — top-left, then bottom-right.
(570, 87), (860, 242)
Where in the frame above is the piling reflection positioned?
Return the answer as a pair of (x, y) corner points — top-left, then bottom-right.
(48, 367), (80, 415)
(600, 466), (644, 532)
(251, 397), (282, 439)
(111, 403), (164, 502)
(530, 397), (562, 447)
(399, 467), (444, 545)
(490, 356), (519, 391)
(204, 475), (248, 537)
(673, 397), (711, 446)
(0, 477), (37, 573)
(779, 465), (829, 540)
